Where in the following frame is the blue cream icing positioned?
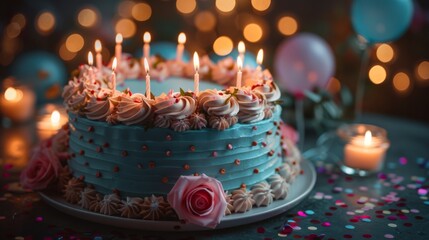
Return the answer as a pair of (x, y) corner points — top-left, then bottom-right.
(67, 77), (284, 197)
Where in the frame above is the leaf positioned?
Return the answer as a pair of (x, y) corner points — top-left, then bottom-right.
(179, 88), (194, 97)
(150, 92), (155, 100)
(223, 88), (239, 104)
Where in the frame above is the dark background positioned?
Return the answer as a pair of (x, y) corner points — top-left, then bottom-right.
(1, 0), (428, 123)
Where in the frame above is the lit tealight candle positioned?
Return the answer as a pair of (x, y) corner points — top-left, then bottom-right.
(115, 33), (123, 66)
(193, 52), (199, 96)
(95, 40), (103, 70)
(344, 130), (389, 171)
(143, 58), (151, 98)
(238, 41), (245, 65)
(87, 51), (95, 81)
(111, 57), (117, 93)
(36, 107), (67, 140)
(0, 86), (35, 122)
(176, 32), (186, 62)
(236, 56), (243, 89)
(143, 32), (151, 60)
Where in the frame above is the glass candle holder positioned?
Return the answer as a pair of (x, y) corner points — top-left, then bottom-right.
(337, 124), (390, 176)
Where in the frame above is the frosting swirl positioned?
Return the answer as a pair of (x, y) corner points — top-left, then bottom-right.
(154, 92), (196, 121)
(235, 88), (266, 123)
(140, 195), (169, 220)
(250, 181), (274, 207)
(79, 187), (97, 210)
(198, 89), (239, 117)
(268, 174), (289, 200)
(252, 80), (281, 103)
(85, 90), (121, 121)
(119, 197), (143, 218)
(62, 78), (84, 104)
(117, 93), (153, 125)
(63, 178), (84, 204)
(189, 112), (207, 130)
(99, 194), (122, 216)
(231, 188), (255, 213)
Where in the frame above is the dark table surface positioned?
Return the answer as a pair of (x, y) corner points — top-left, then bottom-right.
(0, 113), (428, 240)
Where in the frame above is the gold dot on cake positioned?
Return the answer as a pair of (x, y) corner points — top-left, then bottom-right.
(113, 166), (119, 172)
(193, 173), (200, 176)
(275, 167), (280, 172)
(88, 138), (93, 143)
(253, 168), (259, 174)
(268, 150), (275, 156)
(162, 177), (168, 183)
(240, 183), (246, 188)
(79, 150), (85, 155)
(273, 121), (278, 126)
(142, 145), (148, 151)
(166, 135), (172, 141)
(103, 142), (110, 148)
(122, 150), (128, 157)
(219, 168), (226, 175)
(227, 144), (233, 150)
(212, 151), (218, 157)
(276, 131), (280, 136)
(71, 153), (76, 158)
(262, 142), (267, 147)
(267, 130), (273, 135)
(252, 126), (257, 131)
(189, 145), (196, 152)
(96, 146), (102, 153)
(87, 126), (94, 132)
(149, 161), (156, 168)
(300, 170), (304, 174)
(96, 171), (102, 178)
(183, 164), (190, 170)
(234, 159), (241, 165)
(165, 150), (172, 157)
(252, 141), (258, 146)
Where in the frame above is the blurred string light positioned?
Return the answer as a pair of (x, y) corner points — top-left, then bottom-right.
(393, 72), (411, 93)
(213, 36), (233, 56)
(216, 0), (236, 13)
(77, 8), (98, 28)
(368, 65), (386, 84)
(327, 77), (341, 94)
(416, 61), (429, 81)
(243, 23), (263, 42)
(176, 0), (196, 14)
(376, 44), (394, 63)
(6, 22), (21, 38)
(36, 11), (55, 35)
(65, 33), (84, 53)
(118, 0), (135, 18)
(115, 18), (136, 38)
(251, 0), (271, 12)
(59, 43), (77, 61)
(12, 13), (26, 28)
(132, 2), (152, 21)
(277, 16), (298, 36)
(195, 11), (216, 32)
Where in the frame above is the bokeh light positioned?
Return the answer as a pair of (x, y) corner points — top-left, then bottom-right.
(176, 0), (196, 14)
(368, 65), (386, 84)
(118, 0), (135, 18)
(393, 72), (411, 93)
(132, 2), (152, 21)
(115, 18), (136, 38)
(376, 44), (394, 63)
(36, 11), (55, 34)
(213, 36), (233, 56)
(12, 13), (26, 28)
(327, 77), (341, 94)
(77, 8), (98, 28)
(65, 33), (84, 53)
(195, 11), (216, 32)
(243, 23), (263, 42)
(6, 23), (21, 38)
(59, 44), (77, 61)
(278, 16), (298, 36)
(416, 61), (429, 81)
(251, 0), (271, 12)
(216, 0), (236, 13)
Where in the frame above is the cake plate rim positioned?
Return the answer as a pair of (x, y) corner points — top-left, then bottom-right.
(39, 159), (316, 231)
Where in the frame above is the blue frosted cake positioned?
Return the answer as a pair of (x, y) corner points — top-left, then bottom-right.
(22, 52), (302, 229)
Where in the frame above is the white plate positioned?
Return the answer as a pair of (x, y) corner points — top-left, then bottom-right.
(40, 159), (316, 231)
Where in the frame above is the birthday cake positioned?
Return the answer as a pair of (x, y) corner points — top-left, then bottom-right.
(20, 41), (302, 229)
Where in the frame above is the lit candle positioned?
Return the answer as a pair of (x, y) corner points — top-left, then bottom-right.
(111, 57), (117, 93)
(144, 58), (151, 98)
(236, 56), (243, 89)
(87, 51), (95, 81)
(238, 41), (245, 65)
(115, 33), (123, 66)
(344, 130), (389, 171)
(256, 49), (264, 83)
(193, 52), (199, 96)
(0, 86), (35, 122)
(36, 106), (67, 140)
(95, 40), (103, 70)
(143, 32), (151, 60)
(176, 32), (186, 62)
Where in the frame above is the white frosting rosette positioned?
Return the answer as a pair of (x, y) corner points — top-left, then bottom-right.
(198, 89), (239, 130)
(117, 93), (153, 125)
(234, 87), (266, 123)
(85, 89), (121, 121)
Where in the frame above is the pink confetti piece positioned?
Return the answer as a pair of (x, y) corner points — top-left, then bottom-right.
(36, 216), (43, 222)
(3, 164), (14, 170)
(297, 211), (307, 217)
(418, 188), (428, 195)
(322, 222), (331, 227)
(399, 157), (408, 165)
(384, 234), (395, 239)
(0, 216), (6, 220)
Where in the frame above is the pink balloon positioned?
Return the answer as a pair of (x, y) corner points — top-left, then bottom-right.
(274, 33), (335, 95)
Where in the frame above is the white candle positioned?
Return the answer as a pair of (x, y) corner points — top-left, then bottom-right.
(236, 56), (243, 89)
(344, 130), (388, 171)
(95, 40), (103, 70)
(87, 51), (95, 82)
(0, 86), (35, 122)
(115, 33), (123, 66)
(143, 32), (151, 61)
(256, 49), (264, 83)
(176, 32), (186, 62)
(193, 52), (199, 96)
(111, 58), (117, 93)
(238, 41), (245, 65)
(144, 58), (151, 98)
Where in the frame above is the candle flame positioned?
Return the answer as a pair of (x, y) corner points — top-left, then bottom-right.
(257, 49), (264, 65)
(95, 40), (102, 52)
(178, 32), (186, 44)
(143, 32), (151, 43)
(115, 33), (123, 44)
(238, 41), (245, 54)
(364, 130), (372, 146)
(193, 52), (199, 72)
(88, 51), (93, 66)
(112, 57), (117, 71)
(51, 110), (60, 126)
(4, 87), (23, 102)
(237, 56), (243, 71)
(144, 58), (149, 73)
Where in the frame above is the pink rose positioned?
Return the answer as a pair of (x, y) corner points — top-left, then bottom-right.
(20, 147), (62, 190)
(167, 174), (227, 228)
(280, 121), (299, 144)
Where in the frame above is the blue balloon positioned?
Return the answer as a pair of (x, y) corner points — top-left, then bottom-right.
(209, 50), (257, 68)
(351, 0), (414, 43)
(10, 51), (67, 105)
(135, 41), (190, 62)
